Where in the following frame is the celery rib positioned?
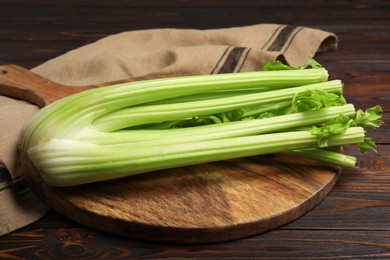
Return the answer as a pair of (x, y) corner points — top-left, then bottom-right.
(81, 104), (355, 146)
(283, 149), (357, 168)
(93, 80), (342, 131)
(30, 127), (364, 186)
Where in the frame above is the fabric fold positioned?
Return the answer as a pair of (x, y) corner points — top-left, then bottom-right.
(32, 24), (337, 86)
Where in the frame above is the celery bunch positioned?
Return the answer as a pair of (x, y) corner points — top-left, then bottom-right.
(21, 60), (383, 186)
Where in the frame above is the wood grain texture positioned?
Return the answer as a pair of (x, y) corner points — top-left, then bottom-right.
(0, 0), (389, 257)
(28, 155), (340, 243)
(0, 65), (92, 107)
(1, 228), (390, 259)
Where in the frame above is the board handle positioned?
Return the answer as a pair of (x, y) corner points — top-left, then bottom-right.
(0, 65), (93, 108)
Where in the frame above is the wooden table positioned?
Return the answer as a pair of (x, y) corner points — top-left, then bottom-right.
(1, 0), (389, 258)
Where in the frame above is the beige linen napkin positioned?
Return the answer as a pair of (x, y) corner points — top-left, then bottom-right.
(0, 24), (337, 235)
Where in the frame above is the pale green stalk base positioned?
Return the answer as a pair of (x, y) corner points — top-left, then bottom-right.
(29, 127), (364, 186)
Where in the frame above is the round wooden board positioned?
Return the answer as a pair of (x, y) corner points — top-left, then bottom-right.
(28, 154), (340, 244)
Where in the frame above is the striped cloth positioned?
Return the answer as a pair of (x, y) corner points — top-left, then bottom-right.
(32, 24), (337, 86)
(0, 24), (337, 235)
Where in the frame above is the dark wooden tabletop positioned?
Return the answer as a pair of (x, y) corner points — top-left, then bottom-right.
(1, 0), (389, 258)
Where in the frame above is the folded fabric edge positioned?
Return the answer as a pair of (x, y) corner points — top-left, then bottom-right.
(0, 164), (49, 236)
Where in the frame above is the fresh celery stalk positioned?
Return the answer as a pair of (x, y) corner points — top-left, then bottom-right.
(21, 60), (382, 187)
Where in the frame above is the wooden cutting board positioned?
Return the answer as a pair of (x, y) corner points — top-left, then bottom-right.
(0, 65), (341, 244)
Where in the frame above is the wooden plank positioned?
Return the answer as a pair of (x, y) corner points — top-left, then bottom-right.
(2, 0), (388, 8)
(0, 3), (388, 28)
(1, 228), (390, 259)
(287, 191), (390, 231)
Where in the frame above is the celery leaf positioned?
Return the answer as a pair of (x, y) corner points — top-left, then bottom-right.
(358, 137), (378, 153)
(310, 122), (350, 147)
(290, 89), (346, 113)
(352, 105), (383, 129)
(263, 59), (323, 71)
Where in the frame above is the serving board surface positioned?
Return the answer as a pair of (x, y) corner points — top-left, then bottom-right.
(0, 65), (340, 243)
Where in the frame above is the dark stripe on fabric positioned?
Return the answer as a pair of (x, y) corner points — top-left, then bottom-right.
(0, 165), (12, 183)
(267, 25), (299, 51)
(218, 47), (246, 74)
(0, 165), (31, 195)
(283, 26), (304, 52)
(0, 186), (33, 197)
(0, 165), (12, 192)
(260, 25), (284, 50)
(237, 48), (251, 72)
(12, 180), (33, 196)
(0, 184), (11, 192)
(12, 174), (25, 182)
(210, 46), (232, 74)
(0, 179), (32, 195)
